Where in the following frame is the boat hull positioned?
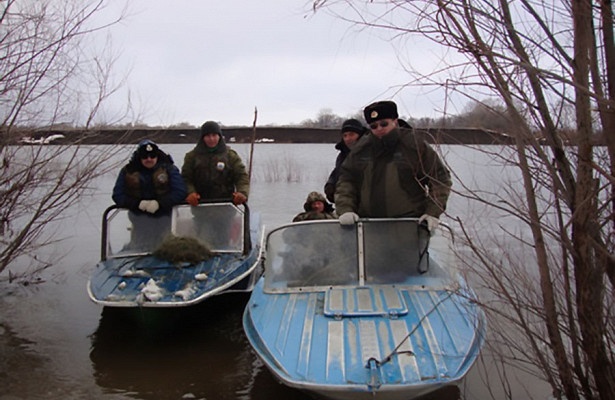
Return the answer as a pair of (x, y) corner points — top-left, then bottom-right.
(87, 203), (264, 308)
(244, 280), (483, 400)
(242, 219), (486, 400)
(88, 252), (261, 307)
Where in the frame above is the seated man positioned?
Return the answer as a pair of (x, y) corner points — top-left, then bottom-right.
(292, 191), (337, 222)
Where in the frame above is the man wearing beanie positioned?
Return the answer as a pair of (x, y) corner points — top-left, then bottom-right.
(323, 118), (368, 203)
(181, 120), (249, 206)
(335, 100), (452, 233)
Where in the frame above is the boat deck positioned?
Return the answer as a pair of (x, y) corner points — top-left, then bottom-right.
(88, 203), (263, 307)
(243, 219), (485, 400)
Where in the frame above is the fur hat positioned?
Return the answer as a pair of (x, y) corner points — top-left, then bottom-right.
(136, 139), (159, 159)
(363, 101), (399, 124)
(340, 119), (367, 136)
(200, 121), (222, 136)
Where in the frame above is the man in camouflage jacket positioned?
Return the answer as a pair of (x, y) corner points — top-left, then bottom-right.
(182, 121), (249, 206)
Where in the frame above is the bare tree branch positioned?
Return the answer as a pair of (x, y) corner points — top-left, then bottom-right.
(312, 1), (615, 398)
(0, 0), (129, 282)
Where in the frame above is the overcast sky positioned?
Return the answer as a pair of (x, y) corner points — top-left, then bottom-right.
(94, 1), (449, 127)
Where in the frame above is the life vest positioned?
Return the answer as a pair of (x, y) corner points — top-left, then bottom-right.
(192, 150), (235, 199)
(124, 166), (171, 199)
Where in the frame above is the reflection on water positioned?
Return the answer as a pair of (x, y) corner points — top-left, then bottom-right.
(0, 322), (50, 399)
(89, 293), (309, 400)
(87, 293), (463, 400)
(421, 386), (461, 399)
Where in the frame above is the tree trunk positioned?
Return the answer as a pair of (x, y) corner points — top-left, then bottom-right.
(572, 1), (615, 398)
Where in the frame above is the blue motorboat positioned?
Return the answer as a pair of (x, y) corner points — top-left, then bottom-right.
(243, 218), (485, 400)
(88, 202), (264, 307)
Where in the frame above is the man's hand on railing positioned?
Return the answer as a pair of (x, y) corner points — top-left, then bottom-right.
(418, 214), (439, 234)
(232, 192), (247, 205)
(138, 200), (159, 214)
(186, 192), (200, 206)
(339, 212), (359, 225)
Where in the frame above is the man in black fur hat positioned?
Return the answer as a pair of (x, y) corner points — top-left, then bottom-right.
(334, 100), (452, 233)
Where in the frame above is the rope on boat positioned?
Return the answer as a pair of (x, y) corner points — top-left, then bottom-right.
(376, 290), (455, 366)
(417, 222), (430, 274)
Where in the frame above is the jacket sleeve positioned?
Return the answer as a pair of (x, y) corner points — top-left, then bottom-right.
(325, 153), (343, 187)
(112, 168), (139, 210)
(229, 150), (250, 197)
(325, 168), (336, 187)
(157, 164), (188, 211)
(324, 170), (336, 203)
(333, 154), (361, 216)
(420, 141), (452, 218)
(324, 153), (344, 202)
(181, 151), (197, 194)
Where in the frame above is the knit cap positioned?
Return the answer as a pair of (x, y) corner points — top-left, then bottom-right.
(340, 119), (366, 135)
(201, 121), (222, 136)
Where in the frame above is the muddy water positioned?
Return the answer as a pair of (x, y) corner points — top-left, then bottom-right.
(0, 144), (550, 400)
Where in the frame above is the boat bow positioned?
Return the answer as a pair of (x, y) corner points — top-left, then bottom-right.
(243, 219), (486, 400)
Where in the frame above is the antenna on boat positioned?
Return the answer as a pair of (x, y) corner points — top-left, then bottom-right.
(248, 107), (257, 183)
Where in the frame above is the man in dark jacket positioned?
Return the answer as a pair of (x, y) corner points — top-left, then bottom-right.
(323, 119), (367, 203)
(335, 101), (452, 233)
(182, 121), (249, 206)
(112, 139), (187, 249)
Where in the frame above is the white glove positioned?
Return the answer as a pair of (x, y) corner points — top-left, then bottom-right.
(339, 212), (359, 225)
(144, 200), (159, 214)
(138, 200), (149, 212)
(418, 214), (439, 233)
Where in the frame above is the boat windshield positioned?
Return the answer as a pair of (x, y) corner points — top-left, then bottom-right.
(263, 219), (455, 293)
(104, 203), (245, 258)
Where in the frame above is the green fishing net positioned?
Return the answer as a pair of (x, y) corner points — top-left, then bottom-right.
(153, 235), (212, 264)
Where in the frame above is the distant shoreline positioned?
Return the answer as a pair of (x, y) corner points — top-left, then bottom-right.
(12, 126), (519, 146)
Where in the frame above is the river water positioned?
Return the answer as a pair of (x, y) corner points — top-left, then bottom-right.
(0, 143), (550, 400)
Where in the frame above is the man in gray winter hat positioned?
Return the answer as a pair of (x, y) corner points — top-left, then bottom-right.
(323, 118), (368, 203)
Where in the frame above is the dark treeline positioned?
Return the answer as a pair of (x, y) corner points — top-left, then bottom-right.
(10, 100), (603, 145)
(109, 100), (513, 131)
